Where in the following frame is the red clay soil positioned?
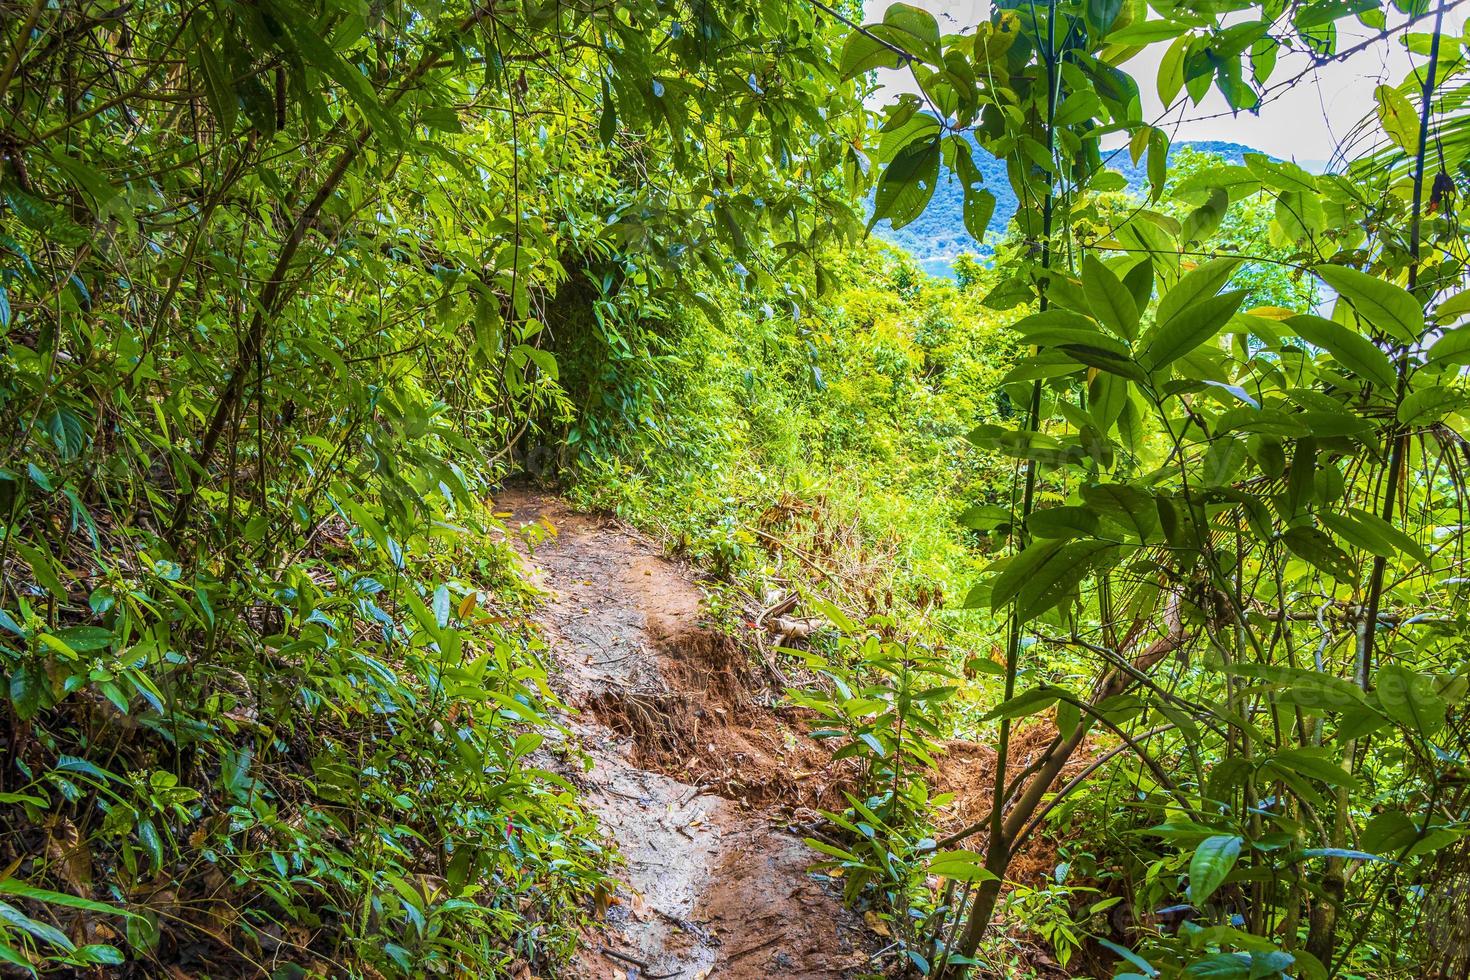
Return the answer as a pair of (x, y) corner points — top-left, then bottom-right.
(931, 722), (1101, 884)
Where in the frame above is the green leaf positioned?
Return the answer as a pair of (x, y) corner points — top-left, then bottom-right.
(1027, 506), (1100, 540)
(1175, 164), (1262, 204)
(599, 76), (617, 144)
(1187, 834), (1242, 905)
(982, 276), (1034, 310)
(1317, 265), (1422, 343)
(1157, 35), (1188, 104)
(54, 754), (120, 783)
(1228, 663), (1368, 708)
(71, 944), (126, 966)
(9, 665), (45, 721)
(1012, 308), (1101, 337)
(1397, 385), (1469, 425)
(870, 134), (940, 231)
(1015, 538), (1117, 619)
(876, 111), (940, 163)
(14, 541), (67, 598)
(858, 731), (887, 757)
(1424, 322), (1470, 366)
(952, 143), (996, 242)
(1281, 526), (1358, 584)
(803, 838), (861, 863)
(1157, 258), (1242, 325)
(0, 938), (36, 975)
(1273, 191), (1324, 246)
(1318, 508), (1428, 565)
(1336, 704), (1392, 742)
(265, 0), (398, 140)
(54, 626), (113, 652)
(1285, 314), (1396, 389)
(1182, 954), (1249, 979)
(1090, 372), (1131, 433)
(193, 34), (237, 134)
(1360, 811), (1419, 853)
(1051, 341), (1144, 381)
(1301, 847), (1390, 863)
(1098, 938), (1158, 977)
(1088, 0), (1125, 32)
(1110, 20), (1190, 43)
(1374, 83), (1418, 152)
(968, 423), (1073, 463)
(1252, 36), (1275, 84)
(982, 685), (1064, 722)
(1200, 380), (1258, 410)
(1286, 436), (1318, 515)
(1055, 696), (1080, 736)
(928, 850), (997, 882)
(1181, 189), (1229, 244)
(0, 609), (25, 638)
(1266, 747), (1358, 789)
(1123, 258), (1154, 311)
(1146, 127), (1168, 202)
(870, 4), (940, 63)
(513, 344), (559, 381)
(1010, 309), (1141, 381)
(1080, 482), (1159, 542)
(1140, 289), (1247, 371)
(5, 190), (87, 245)
(0, 900), (73, 952)
(1375, 664), (1446, 738)
(1083, 254), (1140, 341)
(839, 32), (904, 79)
(989, 539), (1065, 610)
(432, 584), (451, 629)
(958, 503), (1011, 531)
(1245, 153), (1319, 193)
(1407, 827), (1465, 858)
(1432, 288), (1470, 323)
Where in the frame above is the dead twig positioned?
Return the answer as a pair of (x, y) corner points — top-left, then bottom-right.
(598, 945), (681, 978)
(725, 932), (782, 963)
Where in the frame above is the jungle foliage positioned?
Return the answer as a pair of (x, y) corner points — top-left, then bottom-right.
(581, 0), (1470, 975)
(0, 0), (864, 974)
(823, 0), (1470, 976)
(4, 0), (1470, 977)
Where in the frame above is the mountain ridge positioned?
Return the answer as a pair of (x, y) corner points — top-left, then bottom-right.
(870, 138), (1259, 277)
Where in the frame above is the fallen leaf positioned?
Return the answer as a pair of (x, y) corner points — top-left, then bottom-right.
(864, 910), (891, 937)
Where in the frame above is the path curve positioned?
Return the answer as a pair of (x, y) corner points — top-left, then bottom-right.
(500, 490), (869, 980)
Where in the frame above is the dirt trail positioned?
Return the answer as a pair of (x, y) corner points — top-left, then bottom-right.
(499, 490), (869, 980)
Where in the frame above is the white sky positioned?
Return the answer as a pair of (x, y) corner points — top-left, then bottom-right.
(861, 0), (1466, 168)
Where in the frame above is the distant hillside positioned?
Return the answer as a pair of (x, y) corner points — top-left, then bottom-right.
(870, 138), (1257, 278)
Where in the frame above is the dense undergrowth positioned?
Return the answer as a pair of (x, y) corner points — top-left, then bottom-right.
(568, 242), (1011, 619)
(0, 0), (865, 974)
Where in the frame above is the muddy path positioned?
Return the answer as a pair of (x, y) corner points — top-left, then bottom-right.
(499, 490), (870, 980)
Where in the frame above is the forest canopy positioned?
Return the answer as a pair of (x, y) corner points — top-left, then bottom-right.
(2, 0), (1469, 977)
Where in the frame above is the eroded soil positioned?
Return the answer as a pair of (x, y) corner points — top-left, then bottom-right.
(500, 490), (870, 980)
